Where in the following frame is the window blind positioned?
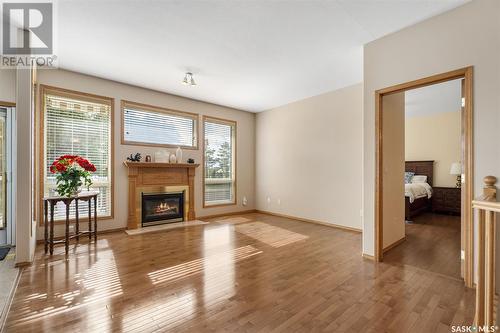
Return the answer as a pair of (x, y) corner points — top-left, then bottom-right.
(44, 93), (112, 220)
(204, 119), (235, 205)
(123, 103), (197, 148)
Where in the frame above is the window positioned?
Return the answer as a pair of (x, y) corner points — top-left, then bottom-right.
(122, 101), (198, 149)
(203, 116), (236, 206)
(42, 86), (113, 221)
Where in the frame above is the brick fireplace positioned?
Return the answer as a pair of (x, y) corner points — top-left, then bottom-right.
(123, 162), (199, 229)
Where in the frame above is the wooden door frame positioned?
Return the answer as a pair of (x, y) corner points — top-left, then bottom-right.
(374, 66), (474, 287)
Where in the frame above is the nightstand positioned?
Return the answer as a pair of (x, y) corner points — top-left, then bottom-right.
(432, 187), (461, 215)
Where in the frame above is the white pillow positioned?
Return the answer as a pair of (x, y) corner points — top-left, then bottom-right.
(412, 175), (428, 183)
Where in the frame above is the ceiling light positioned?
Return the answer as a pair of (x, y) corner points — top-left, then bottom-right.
(182, 72), (196, 86)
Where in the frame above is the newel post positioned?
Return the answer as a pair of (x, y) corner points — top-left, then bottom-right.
(483, 176), (497, 200)
(475, 176), (498, 327)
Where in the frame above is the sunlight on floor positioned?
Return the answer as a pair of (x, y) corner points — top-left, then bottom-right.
(8, 241), (122, 327)
(213, 216), (254, 224)
(118, 290), (197, 332)
(202, 226), (235, 304)
(235, 221), (309, 247)
(148, 245), (262, 285)
(202, 224), (234, 252)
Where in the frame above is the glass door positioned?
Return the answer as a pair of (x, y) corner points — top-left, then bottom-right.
(0, 107), (13, 246)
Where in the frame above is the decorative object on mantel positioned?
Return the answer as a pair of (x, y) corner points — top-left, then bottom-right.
(154, 150), (169, 162)
(169, 153), (177, 163)
(126, 153), (142, 162)
(450, 162), (462, 188)
(176, 147), (183, 163)
(187, 158), (195, 164)
(145, 155), (152, 162)
(50, 155), (96, 197)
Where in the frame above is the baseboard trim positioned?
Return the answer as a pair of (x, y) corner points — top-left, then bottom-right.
(198, 209), (257, 220)
(99, 227), (127, 234)
(255, 210), (362, 233)
(383, 236), (406, 253)
(362, 253), (375, 260)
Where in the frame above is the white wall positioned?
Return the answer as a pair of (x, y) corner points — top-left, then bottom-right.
(256, 83), (363, 230)
(363, 0), (500, 255)
(36, 69), (256, 238)
(0, 69), (16, 103)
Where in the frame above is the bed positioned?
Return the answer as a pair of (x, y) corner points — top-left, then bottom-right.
(405, 160), (434, 220)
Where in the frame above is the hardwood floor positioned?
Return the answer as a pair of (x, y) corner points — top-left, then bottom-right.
(5, 213), (474, 332)
(384, 213), (461, 279)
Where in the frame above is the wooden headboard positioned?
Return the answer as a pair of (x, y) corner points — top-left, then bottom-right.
(405, 160), (434, 186)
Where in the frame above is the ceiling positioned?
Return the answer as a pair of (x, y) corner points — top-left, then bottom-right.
(405, 79), (462, 118)
(55, 0), (470, 112)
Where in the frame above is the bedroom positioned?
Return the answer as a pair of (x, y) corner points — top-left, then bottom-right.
(381, 79), (464, 279)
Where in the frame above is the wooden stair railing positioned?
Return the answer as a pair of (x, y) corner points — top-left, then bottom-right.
(472, 176), (498, 326)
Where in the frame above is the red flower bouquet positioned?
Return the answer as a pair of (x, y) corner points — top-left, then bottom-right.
(50, 155), (96, 197)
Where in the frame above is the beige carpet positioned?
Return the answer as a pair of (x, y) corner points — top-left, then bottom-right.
(125, 220), (209, 235)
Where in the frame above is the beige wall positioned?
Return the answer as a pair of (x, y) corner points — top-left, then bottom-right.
(382, 92), (405, 248)
(256, 83), (363, 230)
(363, 0), (500, 255)
(36, 69), (256, 238)
(405, 111), (461, 187)
(0, 69), (16, 103)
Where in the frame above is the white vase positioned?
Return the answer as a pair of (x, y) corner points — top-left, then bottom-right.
(176, 147), (182, 163)
(169, 153), (177, 163)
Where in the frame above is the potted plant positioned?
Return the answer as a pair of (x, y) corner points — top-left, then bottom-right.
(50, 155), (96, 197)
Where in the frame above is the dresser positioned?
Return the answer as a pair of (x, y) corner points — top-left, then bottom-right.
(432, 187), (461, 215)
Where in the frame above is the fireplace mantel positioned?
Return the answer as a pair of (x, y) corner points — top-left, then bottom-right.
(124, 161), (200, 229)
(123, 162), (199, 169)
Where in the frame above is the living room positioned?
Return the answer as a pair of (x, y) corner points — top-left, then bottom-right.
(0, 0), (499, 332)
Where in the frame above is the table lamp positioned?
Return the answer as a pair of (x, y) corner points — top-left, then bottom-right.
(450, 162), (462, 188)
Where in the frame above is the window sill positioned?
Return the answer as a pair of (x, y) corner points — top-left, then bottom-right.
(203, 201), (236, 208)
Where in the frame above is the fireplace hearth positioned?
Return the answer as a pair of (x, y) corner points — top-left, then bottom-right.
(141, 191), (185, 226)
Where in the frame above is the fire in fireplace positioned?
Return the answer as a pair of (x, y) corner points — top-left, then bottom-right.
(141, 191), (184, 226)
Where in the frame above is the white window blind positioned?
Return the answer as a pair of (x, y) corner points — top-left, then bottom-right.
(123, 102), (197, 148)
(204, 118), (236, 206)
(44, 92), (112, 220)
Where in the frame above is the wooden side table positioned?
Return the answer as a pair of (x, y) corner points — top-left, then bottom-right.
(432, 187), (461, 215)
(43, 191), (98, 255)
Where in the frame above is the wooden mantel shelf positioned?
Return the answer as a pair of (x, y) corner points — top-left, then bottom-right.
(123, 161), (200, 168)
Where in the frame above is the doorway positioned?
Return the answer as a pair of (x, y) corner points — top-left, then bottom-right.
(0, 105), (14, 248)
(374, 67), (473, 287)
